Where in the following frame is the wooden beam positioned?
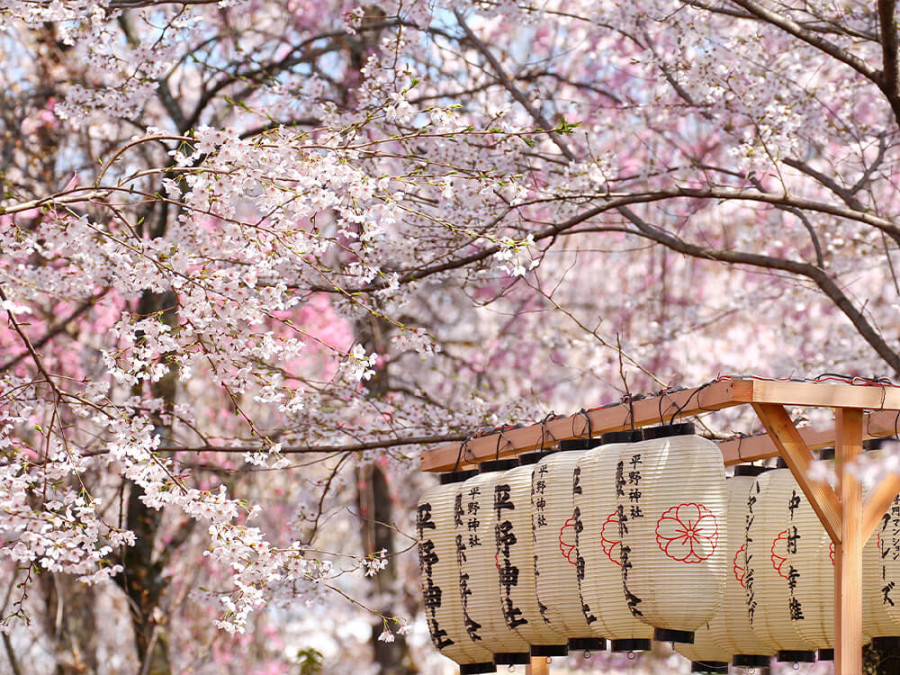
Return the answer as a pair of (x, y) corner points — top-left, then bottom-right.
(863, 473), (900, 542)
(749, 379), (900, 409)
(835, 408), (864, 675)
(752, 403), (841, 544)
(420, 378), (753, 471)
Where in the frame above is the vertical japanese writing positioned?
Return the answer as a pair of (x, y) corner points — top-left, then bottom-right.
(786, 489), (804, 622)
(618, 452), (644, 617)
(417, 502), (453, 649)
(458, 486), (483, 640)
(745, 481), (759, 624)
(494, 483), (527, 629)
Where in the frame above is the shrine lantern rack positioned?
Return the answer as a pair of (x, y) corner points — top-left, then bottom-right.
(420, 376), (900, 675)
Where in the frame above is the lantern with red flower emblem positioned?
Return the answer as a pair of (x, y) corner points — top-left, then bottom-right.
(573, 430), (653, 651)
(743, 468), (817, 662)
(532, 438), (606, 652)
(616, 424), (727, 644)
(706, 466), (775, 668)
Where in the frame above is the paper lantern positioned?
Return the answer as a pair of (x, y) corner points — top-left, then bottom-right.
(674, 621), (732, 674)
(744, 468), (817, 662)
(573, 430), (653, 652)
(706, 465), (774, 668)
(455, 460), (531, 667)
(494, 453), (568, 656)
(616, 424), (728, 644)
(866, 489), (900, 646)
(531, 438), (606, 653)
(417, 470), (496, 673)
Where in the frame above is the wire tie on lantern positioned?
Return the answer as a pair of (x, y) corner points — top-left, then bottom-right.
(577, 408), (593, 439)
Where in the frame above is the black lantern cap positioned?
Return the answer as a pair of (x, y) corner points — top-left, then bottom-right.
(733, 465), (770, 477)
(817, 649), (834, 661)
(567, 637), (606, 651)
(440, 469), (479, 485)
(558, 438), (601, 451)
(610, 638), (651, 652)
(530, 644), (568, 657)
(518, 450), (552, 465)
(601, 430), (643, 444)
(691, 661), (729, 674)
(643, 422), (695, 440)
(478, 458), (518, 473)
(776, 650), (817, 663)
(493, 652), (530, 665)
(654, 628), (693, 644)
(819, 447), (835, 461)
(733, 654), (771, 668)
(460, 663), (496, 674)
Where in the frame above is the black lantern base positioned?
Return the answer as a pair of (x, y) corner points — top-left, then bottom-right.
(776, 650), (817, 663)
(460, 663), (496, 675)
(732, 654), (771, 668)
(610, 638), (651, 652)
(873, 636), (900, 649)
(817, 649), (834, 661)
(691, 661), (729, 674)
(530, 644), (568, 657)
(654, 628), (694, 644)
(567, 637), (606, 651)
(493, 652), (530, 666)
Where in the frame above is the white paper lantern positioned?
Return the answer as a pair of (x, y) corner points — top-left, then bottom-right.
(417, 470), (496, 673)
(706, 466), (774, 668)
(744, 468), (817, 663)
(532, 438), (606, 653)
(674, 621), (732, 673)
(617, 424), (728, 644)
(494, 454), (568, 656)
(866, 490), (900, 647)
(573, 430), (653, 652)
(455, 460), (531, 667)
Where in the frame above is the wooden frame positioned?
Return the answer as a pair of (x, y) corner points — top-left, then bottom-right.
(420, 377), (900, 675)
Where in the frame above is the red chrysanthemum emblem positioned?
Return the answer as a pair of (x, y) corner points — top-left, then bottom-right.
(601, 510), (623, 567)
(655, 503), (719, 563)
(733, 544), (747, 588)
(559, 516), (578, 565)
(829, 540), (835, 566)
(771, 529), (789, 579)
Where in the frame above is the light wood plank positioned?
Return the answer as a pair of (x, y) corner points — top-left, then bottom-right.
(751, 403), (841, 544)
(751, 379), (900, 409)
(527, 657), (550, 675)
(835, 408), (864, 675)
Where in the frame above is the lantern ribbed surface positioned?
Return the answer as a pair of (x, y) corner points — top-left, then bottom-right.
(573, 432), (653, 646)
(744, 469), (817, 655)
(454, 464), (531, 661)
(782, 481), (834, 649)
(616, 426), (727, 641)
(864, 491), (900, 638)
(532, 447), (598, 641)
(417, 477), (495, 671)
(706, 467), (776, 664)
(675, 621), (733, 670)
(495, 463), (567, 651)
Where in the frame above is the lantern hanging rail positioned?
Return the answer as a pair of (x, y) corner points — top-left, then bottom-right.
(421, 376), (900, 472)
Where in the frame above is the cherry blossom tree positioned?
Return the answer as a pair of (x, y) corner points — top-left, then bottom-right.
(2, 0), (900, 672)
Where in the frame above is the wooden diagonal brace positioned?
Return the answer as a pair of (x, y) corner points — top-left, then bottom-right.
(863, 473), (900, 542)
(752, 403), (842, 544)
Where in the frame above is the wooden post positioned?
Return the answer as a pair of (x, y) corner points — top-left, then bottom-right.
(527, 656), (549, 675)
(835, 408), (864, 675)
